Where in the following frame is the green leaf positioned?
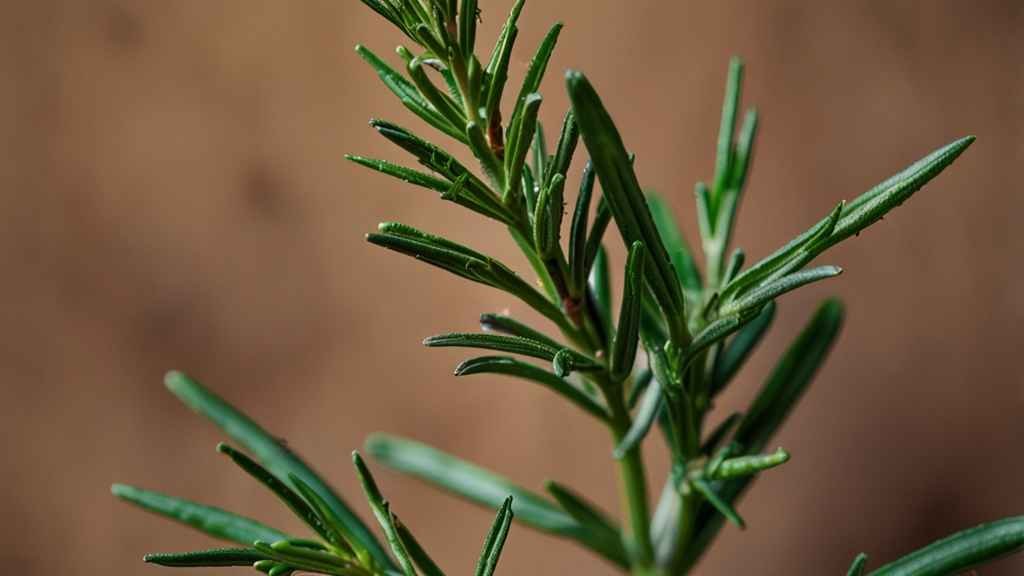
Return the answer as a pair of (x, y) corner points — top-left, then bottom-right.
(454, 356), (608, 422)
(505, 93), (542, 202)
(368, 120), (511, 222)
(544, 481), (624, 560)
(719, 202), (843, 304)
(394, 516), (446, 576)
(288, 475), (361, 558)
(610, 241), (646, 382)
(712, 301), (775, 395)
(425, 333), (600, 375)
(111, 484), (289, 546)
(144, 548), (266, 568)
(163, 372), (392, 570)
(474, 497), (514, 576)
(847, 553), (868, 576)
(531, 122), (548, 183)
(830, 136), (975, 248)
(253, 540), (353, 574)
(355, 45), (466, 143)
(365, 434), (629, 568)
(478, 313), (561, 348)
(533, 173), (566, 258)
(647, 192), (703, 300)
(712, 57), (743, 213)
(709, 448), (789, 480)
(352, 452), (417, 576)
(547, 111), (579, 187)
(589, 245), (613, 336)
(613, 376), (662, 459)
(368, 223), (564, 326)
(567, 70), (688, 343)
(483, 0), (525, 136)
(867, 517), (1024, 576)
(719, 265), (843, 318)
(729, 108), (759, 193)
(507, 22), (564, 140)
(458, 0), (478, 61)
(217, 444), (336, 546)
(569, 162), (596, 295)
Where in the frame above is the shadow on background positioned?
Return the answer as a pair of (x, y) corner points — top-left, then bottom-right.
(1, 1), (1022, 574)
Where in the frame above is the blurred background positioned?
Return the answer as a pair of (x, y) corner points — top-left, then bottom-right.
(2, 1), (1022, 574)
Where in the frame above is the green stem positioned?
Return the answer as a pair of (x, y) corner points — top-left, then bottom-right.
(607, 394), (655, 573)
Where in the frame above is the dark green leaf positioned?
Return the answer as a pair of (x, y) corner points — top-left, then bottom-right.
(719, 266), (843, 318)
(533, 173), (565, 258)
(479, 313), (561, 349)
(425, 333), (600, 374)
(474, 497), (514, 576)
(368, 223), (564, 326)
(217, 444), (336, 546)
(610, 241), (646, 382)
(569, 162), (596, 294)
(352, 452), (417, 576)
(394, 515), (446, 576)
(111, 484), (289, 546)
(567, 71), (687, 343)
(505, 93), (542, 202)
(355, 45), (466, 143)
(589, 245), (612, 334)
(144, 548), (265, 568)
(544, 481), (624, 560)
(483, 0), (525, 134)
(454, 356), (608, 422)
(531, 122), (548, 183)
(868, 517), (1024, 576)
(458, 0), (478, 61)
(163, 372), (392, 570)
(507, 22), (563, 140)
(288, 475), (359, 557)
(365, 434), (629, 568)
(548, 111), (579, 187)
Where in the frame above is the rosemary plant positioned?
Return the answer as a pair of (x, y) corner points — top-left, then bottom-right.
(113, 1), (1023, 575)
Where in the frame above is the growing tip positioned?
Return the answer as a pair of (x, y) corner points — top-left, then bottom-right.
(163, 370), (188, 392)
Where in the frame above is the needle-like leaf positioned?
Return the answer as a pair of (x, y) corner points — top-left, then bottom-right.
(144, 548), (266, 568)
(425, 333), (600, 375)
(394, 515), (446, 576)
(609, 241), (646, 382)
(507, 22), (563, 143)
(454, 356), (608, 422)
(352, 452), (417, 576)
(355, 45), (466, 143)
(111, 484), (289, 546)
(867, 517), (1024, 576)
(719, 265), (843, 318)
(365, 434), (628, 568)
(474, 497), (514, 576)
(691, 479), (744, 529)
(544, 481), (624, 561)
(369, 223), (564, 326)
(164, 372), (392, 570)
(217, 444), (337, 546)
(567, 70), (688, 343)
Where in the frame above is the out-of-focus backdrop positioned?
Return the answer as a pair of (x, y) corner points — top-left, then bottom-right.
(2, 1), (1022, 574)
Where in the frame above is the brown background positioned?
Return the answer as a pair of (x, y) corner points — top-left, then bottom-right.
(2, 1), (1022, 574)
